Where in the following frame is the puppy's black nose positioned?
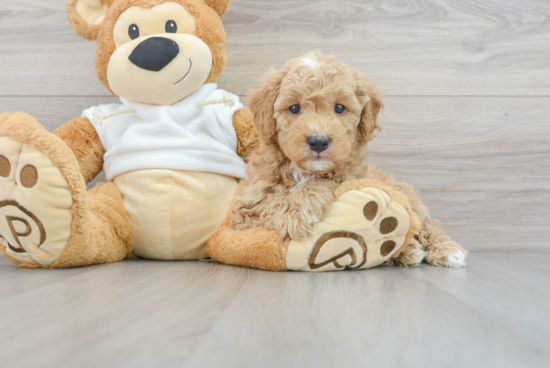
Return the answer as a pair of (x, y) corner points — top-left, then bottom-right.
(129, 37), (179, 72)
(307, 136), (331, 153)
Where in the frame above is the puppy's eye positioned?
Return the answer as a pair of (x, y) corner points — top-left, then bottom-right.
(165, 20), (178, 33)
(289, 105), (301, 115)
(334, 104), (346, 115)
(128, 24), (140, 40)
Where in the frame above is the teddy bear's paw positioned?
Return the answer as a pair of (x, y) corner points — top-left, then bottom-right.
(0, 137), (73, 267)
(286, 181), (417, 272)
(0, 114), (82, 267)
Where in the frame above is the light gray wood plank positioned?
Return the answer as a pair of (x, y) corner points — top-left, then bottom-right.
(416, 250), (550, 345)
(1, 251), (549, 368)
(185, 252), (550, 368)
(0, 260), (250, 368)
(222, 0), (550, 97)
(1, 0), (550, 97)
(2, 95), (548, 251)
(0, 257), (95, 299)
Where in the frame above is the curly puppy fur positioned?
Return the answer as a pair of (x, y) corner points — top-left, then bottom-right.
(231, 51), (467, 267)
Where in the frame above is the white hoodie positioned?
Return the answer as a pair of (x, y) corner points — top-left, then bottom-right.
(82, 83), (247, 181)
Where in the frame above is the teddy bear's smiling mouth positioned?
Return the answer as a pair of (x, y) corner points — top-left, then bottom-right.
(173, 59), (193, 85)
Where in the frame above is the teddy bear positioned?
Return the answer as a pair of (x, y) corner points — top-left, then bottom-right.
(0, 0), (259, 268)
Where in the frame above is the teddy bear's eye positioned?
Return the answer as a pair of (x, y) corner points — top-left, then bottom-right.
(165, 20), (178, 33)
(289, 105), (301, 115)
(128, 24), (140, 40)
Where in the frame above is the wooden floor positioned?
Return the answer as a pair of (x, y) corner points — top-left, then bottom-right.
(0, 250), (548, 368)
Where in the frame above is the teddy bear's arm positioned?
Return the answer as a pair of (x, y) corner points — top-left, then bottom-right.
(233, 107), (259, 163)
(54, 117), (105, 184)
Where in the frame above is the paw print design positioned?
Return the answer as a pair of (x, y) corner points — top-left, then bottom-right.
(286, 181), (416, 272)
(0, 136), (73, 266)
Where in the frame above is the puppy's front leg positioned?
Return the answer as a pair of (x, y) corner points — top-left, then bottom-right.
(231, 177), (273, 231)
(263, 181), (334, 241)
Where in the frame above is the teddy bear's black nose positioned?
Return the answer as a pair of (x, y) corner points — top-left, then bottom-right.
(307, 136), (331, 153)
(129, 37), (179, 72)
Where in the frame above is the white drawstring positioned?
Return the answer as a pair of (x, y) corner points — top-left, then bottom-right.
(92, 109), (136, 126)
(196, 93), (237, 108)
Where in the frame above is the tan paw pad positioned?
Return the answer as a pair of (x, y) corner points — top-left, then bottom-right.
(286, 186), (411, 272)
(0, 137), (73, 266)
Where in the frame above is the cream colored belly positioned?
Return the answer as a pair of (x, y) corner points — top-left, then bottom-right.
(114, 170), (238, 260)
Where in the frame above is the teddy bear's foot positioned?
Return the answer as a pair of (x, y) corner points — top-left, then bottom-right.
(286, 179), (420, 272)
(0, 112), (131, 268)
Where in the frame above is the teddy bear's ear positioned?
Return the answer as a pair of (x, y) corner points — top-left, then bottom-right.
(204, 0), (232, 17)
(66, 0), (113, 40)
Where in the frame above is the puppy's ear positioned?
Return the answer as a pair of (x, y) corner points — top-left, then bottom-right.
(249, 69), (286, 145)
(355, 74), (383, 144)
(205, 0), (232, 16)
(66, 0), (113, 40)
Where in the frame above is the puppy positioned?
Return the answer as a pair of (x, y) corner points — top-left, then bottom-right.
(231, 51), (467, 267)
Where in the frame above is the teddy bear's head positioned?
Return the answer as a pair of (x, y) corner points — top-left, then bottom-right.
(67, 0), (232, 105)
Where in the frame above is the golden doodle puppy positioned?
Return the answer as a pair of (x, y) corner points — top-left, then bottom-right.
(230, 51), (467, 268)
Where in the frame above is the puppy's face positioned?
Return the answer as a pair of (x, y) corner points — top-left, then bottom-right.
(251, 52), (382, 174)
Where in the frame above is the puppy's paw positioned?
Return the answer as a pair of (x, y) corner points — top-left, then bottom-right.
(445, 249), (467, 268)
(229, 211), (247, 229)
(274, 207), (317, 241)
(388, 239), (427, 267)
(230, 198), (264, 230)
(425, 240), (468, 268)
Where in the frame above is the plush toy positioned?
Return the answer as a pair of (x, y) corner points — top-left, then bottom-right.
(0, 0), (258, 268)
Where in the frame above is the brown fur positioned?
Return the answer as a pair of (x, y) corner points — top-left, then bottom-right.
(231, 52), (467, 267)
(66, 0), (116, 41)
(53, 180), (132, 268)
(54, 117), (105, 184)
(207, 209), (289, 271)
(232, 107), (259, 163)
(204, 0), (231, 16)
